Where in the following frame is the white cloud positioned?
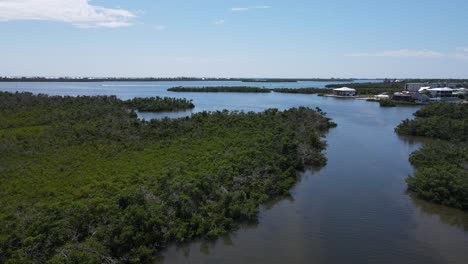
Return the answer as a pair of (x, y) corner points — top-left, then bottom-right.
(0, 0), (135, 28)
(153, 25), (167, 31)
(346, 49), (443, 58)
(231, 6), (271, 12)
(456, 47), (468, 53)
(213, 19), (225, 25)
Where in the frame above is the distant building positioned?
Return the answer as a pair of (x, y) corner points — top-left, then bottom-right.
(333, 87), (356, 96)
(375, 94), (390, 100)
(392, 92), (415, 102)
(452, 88), (467, 95)
(425, 88), (454, 98)
(405, 82), (459, 92)
(384, 79), (402, 83)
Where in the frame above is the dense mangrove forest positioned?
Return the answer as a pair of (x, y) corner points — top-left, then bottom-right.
(0, 92), (335, 263)
(123, 96), (194, 112)
(396, 103), (468, 210)
(167, 86), (270, 93)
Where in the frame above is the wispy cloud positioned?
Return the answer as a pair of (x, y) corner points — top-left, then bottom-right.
(213, 19), (226, 25)
(231, 6), (271, 12)
(346, 49), (443, 58)
(346, 48), (468, 60)
(153, 25), (167, 31)
(0, 0), (135, 28)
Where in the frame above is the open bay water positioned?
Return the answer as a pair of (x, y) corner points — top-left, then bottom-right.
(1, 80), (467, 264)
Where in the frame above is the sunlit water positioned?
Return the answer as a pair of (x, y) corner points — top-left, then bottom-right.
(1, 81), (467, 264)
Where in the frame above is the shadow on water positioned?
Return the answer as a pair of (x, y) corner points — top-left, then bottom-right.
(408, 192), (468, 232)
(397, 134), (435, 147)
(155, 191), (300, 262)
(397, 135), (468, 232)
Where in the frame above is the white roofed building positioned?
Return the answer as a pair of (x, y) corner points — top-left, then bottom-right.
(333, 87), (356, 97)
(425, 87), (454, 98)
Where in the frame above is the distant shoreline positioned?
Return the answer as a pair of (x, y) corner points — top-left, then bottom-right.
(0, 77), (358, 83)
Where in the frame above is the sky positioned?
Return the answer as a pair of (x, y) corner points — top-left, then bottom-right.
(0, 0), (468, 78)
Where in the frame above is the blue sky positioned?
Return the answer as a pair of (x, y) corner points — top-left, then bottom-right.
(0, 0), (467, 78)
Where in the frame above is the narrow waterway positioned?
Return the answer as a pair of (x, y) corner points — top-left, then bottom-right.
(160, 101), (468, 264)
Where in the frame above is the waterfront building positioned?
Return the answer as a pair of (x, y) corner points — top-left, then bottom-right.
(333, 87), (356, 96)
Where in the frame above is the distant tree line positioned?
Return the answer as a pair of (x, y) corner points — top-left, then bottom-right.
(0, 77), (357, 83)
(272, 88), (331, 94)
(326, 82), (405, 95)
(167, 85), (407, 96)
(168, 86), (271, 93)
(241, 79), (298, 83)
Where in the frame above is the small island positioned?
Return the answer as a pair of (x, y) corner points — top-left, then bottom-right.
(272, 88), (331, 94)
(168, 86), (271, 93)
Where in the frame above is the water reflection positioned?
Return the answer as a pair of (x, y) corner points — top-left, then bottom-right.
(159, 99), (468, 264)
(397, 135), (434, 147)
(409, 192), (468, 231)
(2, 82), (466, 264)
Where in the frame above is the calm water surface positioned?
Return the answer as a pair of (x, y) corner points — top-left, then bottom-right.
(1, 82), (467, 264)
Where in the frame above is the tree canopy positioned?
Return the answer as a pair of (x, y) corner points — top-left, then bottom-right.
(396, 102), (468, 210)
(0, 92), (335, 263)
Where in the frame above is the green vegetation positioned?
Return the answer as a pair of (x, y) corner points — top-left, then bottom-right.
(377, 100), (420, 107)
(168, 86), (270, 93)
(396, 103), (468, 141)
(0, 92), (335, 263)
(124, 97), (194, 112)
(272, 88), (331, 94)
(379, 100), (396, 107)
(396, 103), (468, 210)
(406, 142), (468, 210)
(326, 82), (404, 95)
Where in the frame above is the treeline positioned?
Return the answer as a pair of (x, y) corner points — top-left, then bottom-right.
(396, 103), (468, 141)
(0, 77), (357, 83)
(241, 79), (298, 83)
(168, 87), (330, 94)
(326, 82), (404, 95)
(124, 96), (194, 112)
(405, 79), (468, 84)
(272, 88), (331, 94)
(0, 92), (335, 263)
(0, 92), (194, 114)
(168, 86), (270, 93)
(377, 100), (419, 107)
(395, 102), (468, 210)
(0, 77), (208, 82)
